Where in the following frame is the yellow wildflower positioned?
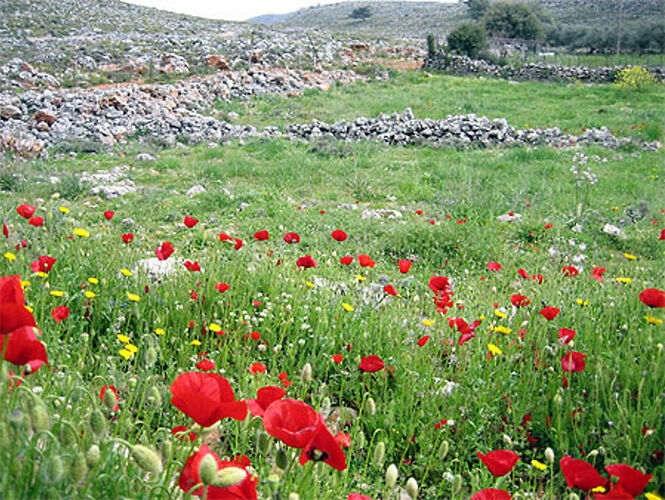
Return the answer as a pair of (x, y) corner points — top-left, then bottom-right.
(490, 325), (512, 334)
(119, 349), (133, 360)
(342, 303), (354, 312)
(488, 344), (502, 356)
(73, 228), (90, 237)
(3, 252), (16, 261)
(531, 460), (547, 471)
(127, 293), (140, 302)
(154, 328), (165, 336)
(125, 343), (138, 353)
(624, 253), (637, 260)
(117, 334), (130, 343)
(36, 272), (48, 278)
(189, 339), (201, 346)
(20, 280), (30, 289)
(645, 316), (663, 325)
(49, 290), (65, 297)
(306, 281), (314, 288)
(209, 323), (222, 333)
(616, 277), (632, 284)
(422, 319), (434, 326)
(355, 274), (366, 282)
(576, 299), (590, 306)
(120, 268), (133, 277)
(646, 493), (663, 500)
(58, 206), (70, 214)
(88, 277), (99, 284)
(494, 310), (507, 319)
(84, 291), (96, 299)
(592, 486), (606, 494)
(25, 305), (34, 313)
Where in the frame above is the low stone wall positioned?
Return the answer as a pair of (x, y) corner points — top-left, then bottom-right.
(424, 54), (665, 83)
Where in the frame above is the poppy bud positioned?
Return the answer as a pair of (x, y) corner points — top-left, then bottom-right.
(29, 402), (51, 432)
(586, 449), (598, 458)
(130, 445), (163, 475)
(9, 410), (25, 429)
(198, 453), (218, 485)
(385, 464), (398, 490)
(301, 362), (312, 383)
(147, 386), (162, 408)
(406, 477), (419, 499)
(59, 423), (76, 446)
(553, 392), (564, 406)
(144, 347), (158, 368)
(160, 440), (173, 461)
(373, 441), (385, 464)
(128, 376), (138, 389)
(276, 447), (289, 470)
(86, 444), (101, 466)
(103, 388), (118, 411)
(257, 431), (271, 454)
(70, 452), (88, 484)
(40, 456), (65, 484)
(438, 440), (449, 460)
(568, 494), (580, 500)
(211, 467), (247, 488)
(320, 397), (331, 416)
(502, 434), (513, 446)
(451, 474), (463, 494)
(89, 409), (107, 438)
(545, 447), (555, 464)
(365, 396), (376, 416)
(288, 494), (300, 500)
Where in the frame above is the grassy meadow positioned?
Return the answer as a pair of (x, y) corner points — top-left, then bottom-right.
(1, 71), (664, 499)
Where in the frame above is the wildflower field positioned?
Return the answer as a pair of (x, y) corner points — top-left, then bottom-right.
(1, 73), (664, 499)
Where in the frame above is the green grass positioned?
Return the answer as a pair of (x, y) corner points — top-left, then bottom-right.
(215, 71), (665, 141)
(1, 74), (665, 499)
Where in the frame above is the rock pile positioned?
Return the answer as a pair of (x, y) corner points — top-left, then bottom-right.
(424, 54), (665, 83)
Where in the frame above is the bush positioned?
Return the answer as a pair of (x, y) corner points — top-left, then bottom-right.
(614, 66), (658, 90)
(483, 2), (543, 41)
(447, 22), (488, 58)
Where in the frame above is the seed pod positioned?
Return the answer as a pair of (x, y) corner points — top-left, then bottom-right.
(365, 397), (376, 416)
(70, 452), (88, 484)
(86, 444), (101, 467)
(40, 456), (65, 484)
(147, 386), (162, 408)
(568, 494), (580, 500)
(128, 377), (138, 389)
(29, 403), (50, 432)
(130, 445), (162, 475)
(301, 363), (312, 383)
(373, 441), (385, 465)
(89, 409), (107, 438)
(210, 467), (247, 488)
(356, 431), (366, 449)
(102, 388), (118, 411)
(451, 474), (463, 495)
(545, 447), (555, 464)
(58, 423), (77, 447)
(160, 440), (173, 462)
(502, 434), (513, 446)
(198, 453), (218, 485)
(288, 494), (300, 500)
(438, 440), (449, 460)
(257, 432), (270, 455)
(406, 477), (419, 499)
(144, 347), (158, 368)
(385, 464), (398, 490)
(276, 447), (289, 470)
(320, 397), (331, 416)
(8, 410), (24, 430)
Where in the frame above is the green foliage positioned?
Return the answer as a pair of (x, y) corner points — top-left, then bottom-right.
(614, 66), (658, 90)
(465, 0), (490, 20)
(447, 22), (488, 58)
(349, 6), (371, 21)
(426, 33), (437, 58)
(483, 2), (544, 41)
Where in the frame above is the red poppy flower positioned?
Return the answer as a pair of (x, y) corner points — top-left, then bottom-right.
(487, 261), (502, 271)
(544, 223), (553, 229)
(331, 229), (347, 242)
(218, 232), (232, 242)
(121, 233), (134, 244)
(100, 385), (120, 411)
(593, 482), (633, 499)
(590, 267), (606, 282)
(249, 362), (267, 374)
(477, 450), (520, 476)
(215, 283), (230, 293)
(246, 385), (286, 417)
(296, 255), (317, 268)
(233, 238), (243, 250)
(283, 232), (300, 244)
(50, 305), (69, 323)
(532, 274), (544, 284)
(561, 351), (586, 372)
(659, 229), (665, 240)
(178, 217), (197, 230)
(179, 443), (257, 499)
(540, 306), (560, 320)
(300, 420), (347, 470)
(16, 204), (36, 219)
(510, 295), (530, 307)
(604, 463), (652, 497)
(428, 276), (452, 296)
(30, 255), (57, 273)
(0, 326), (48, 374)
(335, 431), (351, 448)
(184, 260), (201, 272)
(357, 254), (375, 268)
(398, 259), (412, 273)
(28, 216), (44, 227)
(254, 230), (270, 241)
(517, 269), (530, 280)
(170, 372), (247, 427)
(340, 255), (353, 265)
(332, 354), (344, 363)
(560, 456), (607, 490)
(638, 288), (665, 308)
(171, 425), (198, 442)
(417, 335), (430, 347)
(155, 241), (174, 261)
(415, 210), (423, 215)
(263, 398), (321, 448)
(103, 210), (115, 220)
(558, 328), (577, 344)
(195, 359), (216, 371)
(470, 489), (512, 500)
(384, 285), (399, 296)
(563, 265), (579, 277)
(359, 355), (385, 372)
(2, 220), (8, 238)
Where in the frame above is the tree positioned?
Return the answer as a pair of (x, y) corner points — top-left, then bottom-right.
(465, 0), (490, 21)
(483, 2), (543, 41)
(447, 22), (488, 58)
(350, 7), (371, 21)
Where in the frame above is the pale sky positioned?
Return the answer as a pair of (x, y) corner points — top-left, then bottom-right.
(121, 0), (454, 22)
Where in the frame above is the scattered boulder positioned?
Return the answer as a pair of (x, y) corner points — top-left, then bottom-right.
(206, 55), (230, 70)
(159, 54), (189, 75)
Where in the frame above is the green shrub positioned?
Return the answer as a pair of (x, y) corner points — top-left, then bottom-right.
(447, 22), (488, 58)
(614, 66), (658, 90)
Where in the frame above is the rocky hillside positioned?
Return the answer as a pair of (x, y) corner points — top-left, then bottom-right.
(260, 0), (664, 39)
